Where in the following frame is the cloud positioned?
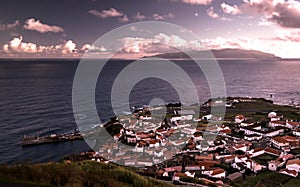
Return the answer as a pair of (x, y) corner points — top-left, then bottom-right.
(207, 7), (231, 21)
(0, 20), (20, 31)
(81, 44), (107, 52)
(200, 35), (300, 58)
(2, 36), (78, 56)
(61, 40), (76, 54)
(271, 29), (300, 42)
(118, 15), (129, 22)
(221, 3), (240, 15)
(3, 36), (38, 53)
(240, 0), (300, 28)
(133, 11), (146, 20)
(24, 18), (64, 33)
(257, 17), (274, 26)
(119, 33), (203, 55)
(201, 37), (252, 50)
(152, 13), (175, 20)
(89, 8), (123, 19)
(180, 0), (213, 5)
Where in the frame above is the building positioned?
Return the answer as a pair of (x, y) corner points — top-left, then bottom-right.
(271, 136), (289, 149)
(244, 134), (262, 141)
(235, 115), (245, 123)
(279, 169), (298, 177)
(286, 121), (300, 129)
(269, 121), (286, 128)
(286, 159), (300, 172)
(202, 168), (226, 178)
(293, 128), (300, 136)
(227, 172), (243, 182)
(264, 147), (281, 156)
(211, 168), (226, 178)
(248, 148), (265, 158)
(268, 160), (279, 171)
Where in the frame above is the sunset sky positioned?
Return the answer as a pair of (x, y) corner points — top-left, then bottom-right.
(1, 0), (300, 58)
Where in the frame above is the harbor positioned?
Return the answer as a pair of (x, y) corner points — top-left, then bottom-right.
(22, 129), (83, 147)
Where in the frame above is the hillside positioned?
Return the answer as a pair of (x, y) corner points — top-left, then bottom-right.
(0, 161), (173, 187)
(148, 48), (280, 59)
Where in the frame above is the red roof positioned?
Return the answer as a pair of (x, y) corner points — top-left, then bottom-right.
(212, 168), (225, 175)
(174, 172), (186, 177)
(253, 148), (264, 153)
(272, 136), (288, 143)
(264, 147), (281, 155)
(287, 159), (300, 166)
(287, 121), (300, 127)
(164, 166), (182, 172)
(279, 169), (297, 176)
(272, 121), (286, 125)
(235, 115), (245, 120)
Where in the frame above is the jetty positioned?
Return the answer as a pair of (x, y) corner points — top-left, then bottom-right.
(22, 130), (83, 147)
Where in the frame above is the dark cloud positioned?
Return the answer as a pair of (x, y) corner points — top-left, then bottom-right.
(241, 0), (300, 28)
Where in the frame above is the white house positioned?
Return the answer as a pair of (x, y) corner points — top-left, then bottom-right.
(286, 159), (300, 172)
(293, 128), (300, 136)
(185, 171), (195, 178)
(279, 169), (298, 177)
(268, 112), (277, 118)
(233, 144), (249, 152)
(172, 172), (186, 181)
(271, 136), (289, 149)
(268, 160), (279, 171)
(269, 121), (286, 128)
(201, 114), (212, 120)
(235, 115), (245, 123)
(244, 134), (262, 141)
(251, 160), (264, 173)
(268, 112), (283, 121)
(263, 128), (284, 137)
(248, 148), (265, 158)
(210, 169), (226, 178)
(286, 121), (300, 129)
(202, 168), (226, 178)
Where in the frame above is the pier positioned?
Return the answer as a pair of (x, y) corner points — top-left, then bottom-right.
(22, 130), (83, 147)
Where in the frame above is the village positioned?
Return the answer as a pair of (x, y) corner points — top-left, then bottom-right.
(76, 97), (300, 186)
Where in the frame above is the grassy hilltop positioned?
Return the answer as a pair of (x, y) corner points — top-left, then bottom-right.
(0, 161), (173, 187)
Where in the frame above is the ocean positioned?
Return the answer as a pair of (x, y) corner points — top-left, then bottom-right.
(0, 58), (299, 164)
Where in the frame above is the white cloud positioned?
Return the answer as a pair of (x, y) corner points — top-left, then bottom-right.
(207, 7), (231, 21)
(81, 44), (107, 52)
(2, 36), (78, 56)
(119, 33), (203, 55)
(271, 29), (300, 42)
(89, 8), (123, 19)
(180, 0), (213, 5)
(61, 40), (76, 54)
(118, 15), (129, 22)
(152, 13), (175, 20)
(24, 18), (64, 33)
(221, 3), (240, 15)
(200, 35), (300, 58)
(3, 36), (37, 53)
(0, 20), (20, 31)
(240, 0), (300, 28)
(133, 12), (146, 20)
(258, 17), (274, 26)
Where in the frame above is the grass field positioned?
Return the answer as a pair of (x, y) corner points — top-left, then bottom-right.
(233, 171), (300, 187)
(252, 154), (278, 165)
(0, 161), (174, 187)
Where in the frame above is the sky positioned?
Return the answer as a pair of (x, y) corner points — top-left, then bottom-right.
(0, 0), (300, 58)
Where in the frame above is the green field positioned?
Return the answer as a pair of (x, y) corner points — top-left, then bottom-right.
(252, 154), (278, 165)
(0, 161), (174, 187)
(233, 171), (300, 187)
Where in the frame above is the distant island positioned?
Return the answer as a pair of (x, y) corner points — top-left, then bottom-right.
(147, 48), (280, 59)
